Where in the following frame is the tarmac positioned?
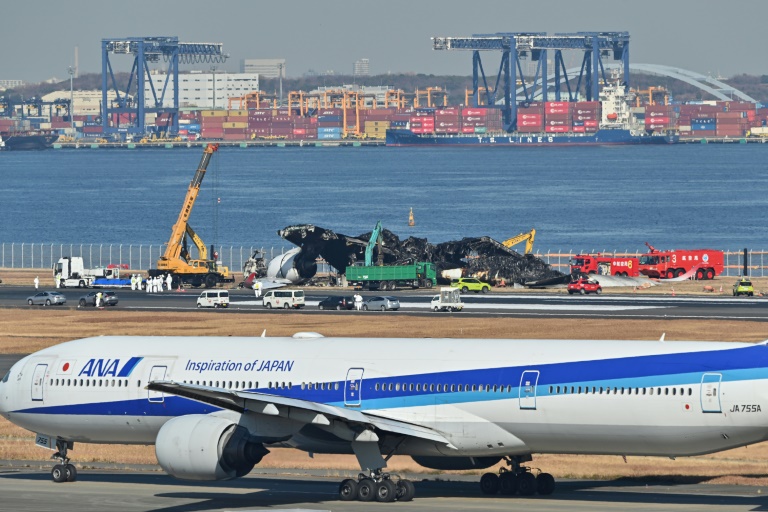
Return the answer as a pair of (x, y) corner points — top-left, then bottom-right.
(0, 461), (766, 512)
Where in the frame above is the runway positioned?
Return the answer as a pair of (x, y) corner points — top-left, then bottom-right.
(0, 464), (765, 512)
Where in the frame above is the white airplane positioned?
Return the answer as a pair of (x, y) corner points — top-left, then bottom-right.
(1, 334), (767, 504)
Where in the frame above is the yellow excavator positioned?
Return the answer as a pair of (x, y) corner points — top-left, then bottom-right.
(502, 229), (536, 255)
(149, 143), (234, 288)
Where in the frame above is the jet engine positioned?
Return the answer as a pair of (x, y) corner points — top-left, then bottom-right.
(155, 415), (269, 481)
(266, 247), (317, 283)
(411, 455), (501, 471)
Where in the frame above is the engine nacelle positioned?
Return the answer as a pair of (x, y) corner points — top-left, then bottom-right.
(411, 455), (501, 471)
(155, 415), (269, 481)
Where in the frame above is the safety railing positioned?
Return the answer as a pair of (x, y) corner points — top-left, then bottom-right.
(0, 243), (294, 275)
(1, 243), (765, 278)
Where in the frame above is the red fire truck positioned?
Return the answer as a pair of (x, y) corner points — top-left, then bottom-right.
(638, 243), (724, 280)
(570, 254), (640, 277)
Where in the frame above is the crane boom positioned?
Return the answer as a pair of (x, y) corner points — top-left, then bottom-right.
(159, 143), (219, 264)
(365, 220), (383, 266)
(501, 229), (536, 255)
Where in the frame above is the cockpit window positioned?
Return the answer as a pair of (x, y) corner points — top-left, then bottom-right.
(1, 370), (9, 383)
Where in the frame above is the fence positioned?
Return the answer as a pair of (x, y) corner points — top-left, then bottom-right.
(1, 243), (765, 278)
(0, 243), (295, 275)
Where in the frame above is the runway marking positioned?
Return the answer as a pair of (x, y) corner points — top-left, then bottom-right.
(231, 300), (668, 311)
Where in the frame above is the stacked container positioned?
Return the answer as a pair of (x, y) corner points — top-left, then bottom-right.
(410, 108), (435, 134)
(200, 110), (227, 139)
(516, 102), (544, 133)
(434, 108), (460, 134)
(645, 105), (676, 132)
(572, 101), (601, 133)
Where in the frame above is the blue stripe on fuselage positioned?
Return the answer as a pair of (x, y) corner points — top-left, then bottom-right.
(14, 344), (768, 416)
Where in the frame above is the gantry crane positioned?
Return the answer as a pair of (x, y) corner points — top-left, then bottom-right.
(502, 229), (536, 255)
(149, 143), (234, 289)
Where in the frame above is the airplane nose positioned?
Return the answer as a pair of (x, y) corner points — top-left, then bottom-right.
(0, 366), (14, 419)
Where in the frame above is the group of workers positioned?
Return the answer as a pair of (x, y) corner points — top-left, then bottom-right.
(137, 274), (174, 293)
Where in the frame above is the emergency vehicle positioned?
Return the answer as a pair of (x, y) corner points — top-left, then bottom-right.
(638, 243), (724, 280)
(569, 254), (640, 277)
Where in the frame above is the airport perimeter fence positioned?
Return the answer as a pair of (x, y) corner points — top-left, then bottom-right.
(0, 243), (298, 277)
(0, 243), (766, 278)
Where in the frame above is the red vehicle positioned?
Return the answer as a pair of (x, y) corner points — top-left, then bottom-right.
(567, 277), (602, 295)
(570, 254), (640, 277)
(638, 243), (724, 280)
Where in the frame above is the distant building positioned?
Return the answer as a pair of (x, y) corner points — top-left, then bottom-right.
(353, 59), (370, 77)
(241, 59), (286, 79)
(0, 79), (24, 90)
(42, 90), (121, 116)
(144, 71), (260, 109)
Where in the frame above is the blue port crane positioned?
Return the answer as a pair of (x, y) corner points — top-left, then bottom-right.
(432, 32), (630, 131)
(101, 37), (227, 139)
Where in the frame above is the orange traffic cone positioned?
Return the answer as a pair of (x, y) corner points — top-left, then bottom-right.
(671, 287), (676, 297)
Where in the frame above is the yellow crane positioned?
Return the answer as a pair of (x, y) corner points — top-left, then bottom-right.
(502, 229), (536, 255)
(150, 143), (233, 288)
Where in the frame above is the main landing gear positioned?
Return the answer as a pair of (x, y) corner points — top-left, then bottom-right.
(51, 439), (78, 483)
(338, 469), (415, 503)
(479, 456), (555, 497)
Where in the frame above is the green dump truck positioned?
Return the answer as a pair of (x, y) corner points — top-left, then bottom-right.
(346, 262), (437, 291)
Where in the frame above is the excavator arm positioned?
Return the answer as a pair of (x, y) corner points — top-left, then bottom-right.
(501, 229), (536, 255)
(364, 220), (383, 266)
(157, 144), (219, 264)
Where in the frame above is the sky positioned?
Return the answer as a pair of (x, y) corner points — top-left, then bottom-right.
(2, 0), (766, 84)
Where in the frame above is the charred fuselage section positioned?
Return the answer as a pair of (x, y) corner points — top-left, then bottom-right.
(278, 224), (561, 285)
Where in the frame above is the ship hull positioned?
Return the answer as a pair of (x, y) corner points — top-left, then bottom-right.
(0, 134), (58, 150)
(386, 129), (678, 147)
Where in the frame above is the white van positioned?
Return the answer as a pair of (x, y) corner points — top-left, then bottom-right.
(262, 289), (305, 309)
(196, 290), (229, 308)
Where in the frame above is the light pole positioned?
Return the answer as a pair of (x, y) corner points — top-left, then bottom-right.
(278, 63), (284, 105)
(67, 66), (74, 129)
(210, 66), (217, 110)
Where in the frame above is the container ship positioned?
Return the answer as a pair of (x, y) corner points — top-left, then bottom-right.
(386, 78), (679, 147)
(0, 132), (59, 150)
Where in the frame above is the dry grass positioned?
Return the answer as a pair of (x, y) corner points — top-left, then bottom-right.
(2, 268), (768, 484)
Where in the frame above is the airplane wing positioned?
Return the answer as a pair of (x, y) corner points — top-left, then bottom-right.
(254, 278), (297, 290)
(147, 381), (455, 448)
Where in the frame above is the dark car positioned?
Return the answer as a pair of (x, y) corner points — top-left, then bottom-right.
(78, 290), (119, 307)
(363, 296), (400, 311)
(318, 296), (355, 310)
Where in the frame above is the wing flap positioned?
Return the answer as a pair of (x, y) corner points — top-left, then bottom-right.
(147, 381), (453, 447)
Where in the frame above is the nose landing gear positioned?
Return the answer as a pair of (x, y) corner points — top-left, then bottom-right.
(51, 439), (77, 483)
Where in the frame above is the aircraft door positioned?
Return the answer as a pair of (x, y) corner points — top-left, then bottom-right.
(519, 370), (540, 410)
(701, 373), (722, 413)
(344, 368), (364, 407)
(31, 363), (48, 402)
(148, 365), (167, 403)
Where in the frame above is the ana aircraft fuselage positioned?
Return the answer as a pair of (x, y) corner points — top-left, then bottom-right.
(1, 334), (767, 502)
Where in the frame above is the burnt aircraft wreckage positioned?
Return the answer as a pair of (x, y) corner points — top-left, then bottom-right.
(273, 224), (563, 286)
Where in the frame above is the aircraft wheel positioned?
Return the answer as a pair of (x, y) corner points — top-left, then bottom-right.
(518, 472), (537, 496)
(499, 472), (519, 495)
(338, 478), (358, 501)
(51, 464), (68, 483)
(396, 479), (415, 501)
(376, 479), (397, 502)
(536, 472), (555, 495)
(357, 478), (377, 501)
(65, 464), (78, 482)
(479, 472), (500, 494)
